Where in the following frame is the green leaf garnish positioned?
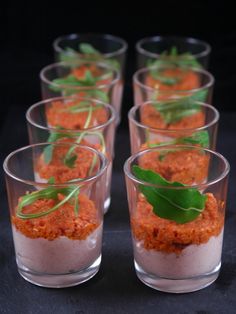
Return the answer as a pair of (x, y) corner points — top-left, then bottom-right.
(148, 131), (209, 149)
(132, 165), (206, 224)
(150, 73), (180, 86)
(180, 131), (209, 147)
(59, 101), (103, 113)
(59, 44), (120, 70)
(43, 127), (73, 164)
(16, 186), (80, 219)
(153, 100), (201, 124)
(189, 89), (208, 102)
(47, 177), (55, 184)
(87, 89), (109, 103)
(43, 129), (71, 164)
(79, 43), (100, 55)
(59, 47), (80, 63)
(49, 69), (110, 101)
(64, 154), (77, 168)
(147, 46), (202, 70)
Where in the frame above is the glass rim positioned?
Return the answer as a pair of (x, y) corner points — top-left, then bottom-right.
(26, 96), (117, 132)
(53, 33), (128, 58)
(136, 35), (211, 59)
(40, 60), (121, 90)
(124, 144), (230, 190)
(3, 142), (108, 187)
(128, 100), (219, 133)
(133, 64), (214, 94)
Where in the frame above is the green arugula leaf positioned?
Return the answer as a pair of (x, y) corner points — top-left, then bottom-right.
(79, 43), (100, 55)
(189, 89), (208, 102)
(59, 44), (120, 70)
(43, 128), (73, 164)
(64, 154), (77, 168)
(47, 177), (55, 184)
(180, 131), (209, 148)
(50, 70), (98, 93)
(49, 70), (110, 101)
(59, 47), (80, 62)
(150, 73), (180, 85)
(106, 59), (120, 71)
(59, 101), (102, 113)
(17, 186), (80, 219)
(148, 131), (209, 149)
(132, 165), (206, 224)
(147, 46), (202, 70)
(87, 89), (109, 103)
(170, 46), (178, 56)
(153, 100), (201, 124)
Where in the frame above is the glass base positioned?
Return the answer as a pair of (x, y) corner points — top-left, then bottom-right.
(134, 260), (221, 293)
(17, 255), (101, 288)
(104, 196), (111, 214)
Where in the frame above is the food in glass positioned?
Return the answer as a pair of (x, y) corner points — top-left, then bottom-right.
(133, 64), (214, 106)
(136, 36), (211, 69)
(26, 96), (116, 212)
(53, 33), (128, 76)
(128, 100), (219, 154)
(124, 146), (229, 293)
(40, 61), (122, 119)
(4, 143), (108, 288)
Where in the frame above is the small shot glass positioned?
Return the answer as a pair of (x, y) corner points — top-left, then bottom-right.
(26, 96), (117, 212)
(124, 145), (230, 293)
(40, 60), (123, 120)
(136, 36), (211, 69)
(3, 143), (108, 288)
(128, 100), (219, 154)
(53, 33), (128, 77)
(133, 64), (214, 106)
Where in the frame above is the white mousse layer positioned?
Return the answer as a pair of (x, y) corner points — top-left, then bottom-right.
(134, 229), (224, 279)
(13, 224), (103, 274)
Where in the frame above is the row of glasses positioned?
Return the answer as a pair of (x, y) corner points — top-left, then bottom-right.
(3, 33), (129, 287)
(126, 37), (230, 293)
(3, 34), (230, 292)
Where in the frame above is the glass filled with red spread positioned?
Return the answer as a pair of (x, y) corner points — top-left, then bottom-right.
(136, 36), (211, 69)
(124, 145), (229, 293)
(3, 143), (108, 288)
(128, 99), (219, 154)
(53, 33), (128, 77)
(26, 96), (117, 213)
(133, 64), (214, 106)
(40, 60), (122, 121)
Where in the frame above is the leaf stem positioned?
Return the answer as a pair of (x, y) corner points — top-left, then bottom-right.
(17, 187), (80, 220)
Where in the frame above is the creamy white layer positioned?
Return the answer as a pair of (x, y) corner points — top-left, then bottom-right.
(13, 224), (103, 274)
(134, 229), (224, 279)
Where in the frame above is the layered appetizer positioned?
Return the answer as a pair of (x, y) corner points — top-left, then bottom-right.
(3, 142), (107, 287)
(124, 145), (229, 293)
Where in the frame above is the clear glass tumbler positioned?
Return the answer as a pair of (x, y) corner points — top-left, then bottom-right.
(53, 33), (128, 77)
(26, 96), (117, 212)
(128, 100), (219, 154)
(3, 143), (108, 288)
(124, 145), (229, 293)
(136, 36), (211, 69)
(133, 64), (214, 106)
(40, 60), (123, 120)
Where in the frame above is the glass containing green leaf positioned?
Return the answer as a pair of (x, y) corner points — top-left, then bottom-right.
(133, 64), (214, 106)
(136, 36), (211, 69)
(40, 60), (123, 119)
(124, 145), (229, 293)
(26, 96), (117, 212)
(3, 142), (108, 288)
(128, 100), (219, 154)
(53, 33), (128, 77)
